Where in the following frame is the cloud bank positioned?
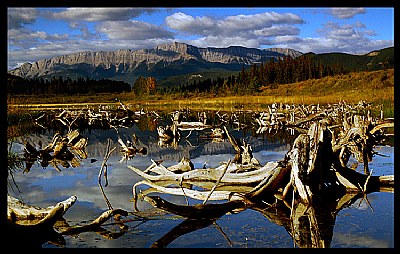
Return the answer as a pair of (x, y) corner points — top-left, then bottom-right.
(7, 7), (393, 69)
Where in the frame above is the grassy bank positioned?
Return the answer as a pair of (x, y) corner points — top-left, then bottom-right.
(8, 69), (394, 117)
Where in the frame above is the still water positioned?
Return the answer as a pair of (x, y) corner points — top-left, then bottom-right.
(7, 110), (394, 248)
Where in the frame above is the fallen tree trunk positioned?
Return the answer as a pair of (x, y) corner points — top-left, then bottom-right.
(128, 161), (279, 185)
(133, 179), (238, 203)
(8, 195), (76, 222)
(333, 163), (394, 193)
(6, 195), (136, 247)
(142, 195), (248, 219)
(6, 195), (77, 247)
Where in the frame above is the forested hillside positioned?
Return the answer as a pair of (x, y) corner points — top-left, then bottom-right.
(7, 74), (131, 95)
(302, 47), (393, 72)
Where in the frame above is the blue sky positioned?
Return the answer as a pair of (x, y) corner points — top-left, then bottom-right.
(7, 7), (394, 70)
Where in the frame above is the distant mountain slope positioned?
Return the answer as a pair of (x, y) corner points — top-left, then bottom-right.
(301, 47), (394, 72)
(8, 42), (302, 85)
(8, 43), (392, 87)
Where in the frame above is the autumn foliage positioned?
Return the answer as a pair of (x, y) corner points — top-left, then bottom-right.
(133, 76), (157, 96)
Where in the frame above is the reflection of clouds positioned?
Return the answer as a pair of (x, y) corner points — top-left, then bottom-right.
(8, 130), (394, 248)
(9, 152), (197, 213)
(349, 194), (380, 211)
(368, 146), (394, 175)
(191, 154), (232, 168)
(13, 145), (392, 211)
(254, 149), (289, 165)
(333, 232), (390, 248)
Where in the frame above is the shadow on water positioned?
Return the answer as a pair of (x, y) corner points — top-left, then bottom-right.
(7, 105), (394, 248)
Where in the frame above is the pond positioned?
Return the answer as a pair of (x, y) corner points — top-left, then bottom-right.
(7, 107), (394, 248)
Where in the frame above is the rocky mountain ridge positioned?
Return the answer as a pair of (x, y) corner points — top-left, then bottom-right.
(9, 42), (303, 83)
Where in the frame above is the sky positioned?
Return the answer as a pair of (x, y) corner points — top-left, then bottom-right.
(7, 7), (394, 70)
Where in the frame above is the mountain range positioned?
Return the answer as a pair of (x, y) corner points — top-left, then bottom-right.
(8, 42), (393, 86)
(8, 42), (302, 85)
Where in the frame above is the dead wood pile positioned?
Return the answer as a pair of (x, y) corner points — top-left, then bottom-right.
(22, 129), (88, 172)
(7, 100), (394, 248)
(131, 101), (393, 210)
(126, 101), (393, 248)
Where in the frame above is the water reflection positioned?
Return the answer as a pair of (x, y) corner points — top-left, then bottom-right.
(7, 108), (394, 248)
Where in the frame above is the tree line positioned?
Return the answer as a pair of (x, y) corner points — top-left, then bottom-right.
(7, 55), (349, 97)
(160, 55), (348, 96)
(7, 74), (131, 96)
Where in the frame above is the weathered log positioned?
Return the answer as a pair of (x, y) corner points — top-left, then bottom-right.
(8, 195), (76, 222)
(133, 180), (241, 203)
(60, 209), (129, 235)
(6, 195), (77, 247)
(177, 121), (212, 131)
(22, 130), (89, 172)
(203, 159), (231, 204)
(287, 111), (327, 127)
(128, 161), (279, 185)
(245, 161), (290, 199)
(288, 134), (313, 203)
(142, 195), (248, 219)
(7, 194), (136, 246)
(166, 157), (194, 173)
(6, 203), (67, 247)
(223, 125), (259, 165)
(333, 163), (394, 193)
(370, 121), (394, 135)
(128, 101), (394, 237)
(143, 161), (177, 176)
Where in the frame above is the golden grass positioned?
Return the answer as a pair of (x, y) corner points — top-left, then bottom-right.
(7, 69), (394, 115)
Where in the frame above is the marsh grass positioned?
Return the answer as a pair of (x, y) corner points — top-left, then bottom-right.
(7, 69), (394, 116)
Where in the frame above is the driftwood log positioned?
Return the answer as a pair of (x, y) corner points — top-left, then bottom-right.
(22, 129), (88, 172)
(6, 195), (135, 247)
(6, 195), (76, 247)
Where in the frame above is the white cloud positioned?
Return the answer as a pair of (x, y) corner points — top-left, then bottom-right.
(165, 11), (304, 37)
(317, 22), (377, 43)
(253, 25), (300, 37)
(97, 20), (174, 40)
(165, 11), (304, 51)
(165, 12), (215, 35)
(8, 28), (69, 45)
(186, 36), (261, 49)
(48, 7), (158, 22)
(330, 8), (366, 19)
(271, 35), (393, 55)
(8, 8), (38, 29)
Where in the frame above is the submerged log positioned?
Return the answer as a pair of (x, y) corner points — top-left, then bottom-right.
(334, 163), (394, 193)
(142, 195), (248, 219)
(151, 218), (218, 248)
